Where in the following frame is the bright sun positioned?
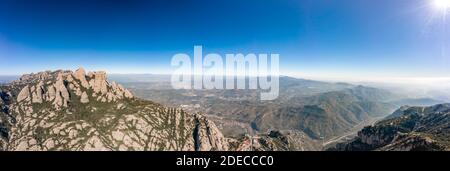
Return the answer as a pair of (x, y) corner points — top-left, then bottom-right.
(434, 0), (450, 10)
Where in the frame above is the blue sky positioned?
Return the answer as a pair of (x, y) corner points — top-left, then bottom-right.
(0, 0), (449, 79)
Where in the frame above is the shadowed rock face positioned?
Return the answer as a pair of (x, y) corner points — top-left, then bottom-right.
(0, 89), (12, 150)
(329, 104), (450, 151)
(0, 68), (229, 151)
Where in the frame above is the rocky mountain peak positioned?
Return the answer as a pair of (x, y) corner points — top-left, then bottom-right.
(74, 67), (89, 88)
(14, 68), (134, 110)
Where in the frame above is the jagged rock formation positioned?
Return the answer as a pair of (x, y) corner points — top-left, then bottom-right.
(14, 69), (134, 107)
(329, 104), (450, 151)
(0, 68), (229, 151)
(228, 130), (320, 151)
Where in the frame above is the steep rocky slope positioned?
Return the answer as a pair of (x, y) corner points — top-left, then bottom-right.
(329, 104), (450, 151)
(228, 130), (321, 151)
(0, 68), (229, 151)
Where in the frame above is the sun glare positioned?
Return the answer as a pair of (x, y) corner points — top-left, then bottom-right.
(434, 0), (450, 10)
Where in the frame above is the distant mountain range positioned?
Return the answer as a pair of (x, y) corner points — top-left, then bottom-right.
(388, 98), (445, 107)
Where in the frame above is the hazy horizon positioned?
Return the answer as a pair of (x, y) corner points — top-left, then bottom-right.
(2, 68), (450, 85)
(4, 70), (450, 102)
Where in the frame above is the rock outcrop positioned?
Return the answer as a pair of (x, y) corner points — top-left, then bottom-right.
(14, 68), (134, 109)
(88, 71), (108, 95)
(74, 68), (90, 88)
(80, 91), (89, 104)
(31, 82), (44, 104)
(193, 114), (229, 151)
(17, 85), (30, 102)
(228, 130), (320, 151)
